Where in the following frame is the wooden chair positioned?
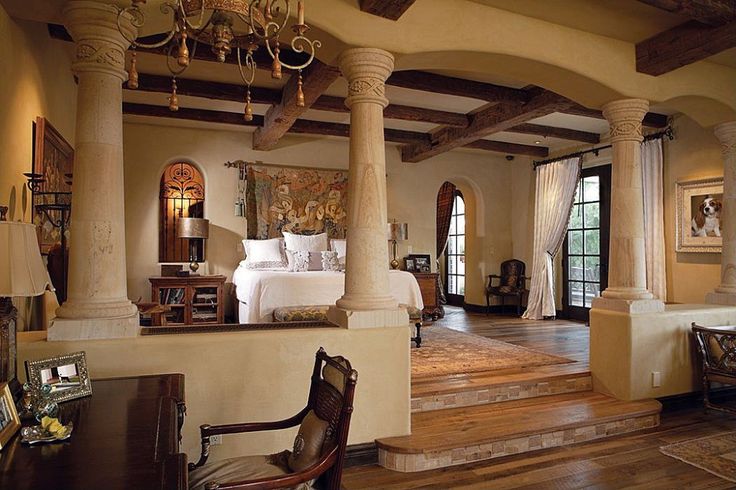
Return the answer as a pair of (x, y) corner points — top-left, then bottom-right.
(485, 259), (529, 316)
(188, 348), (358, 490)
(691, 323), (736, 415)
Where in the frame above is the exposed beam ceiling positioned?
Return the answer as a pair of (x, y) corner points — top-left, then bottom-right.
(386, 70), (529, 103)
(252, 61), (341, 150)
(402, 90), (574, 163)
(506, 123), (600, 144)
(637, 0), (736, 26)
(359, 0), (417, 20)
(636, 19), (736, 75)
(122, 103), (549, 157)
(564, 104), (669, 128)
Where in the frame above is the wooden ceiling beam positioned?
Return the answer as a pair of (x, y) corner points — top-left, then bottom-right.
(636, 0), (736, 26)
(506, 123), (600, 144)
(359, 0), (417, 20)
(386, 70), (529, 103)
(636, 19), (736, 75)
(401, 90), (575, 163)
(464, 140), (549, 158)
(252, 61), (341, 150)
(562, 104), (669, 128)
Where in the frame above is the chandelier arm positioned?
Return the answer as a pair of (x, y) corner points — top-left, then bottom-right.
(118, 2), (180, 50)
(236, 47), (257, 86)
(245, 0), (290, 40)
(264, 36), (320, 71)
(181, 1), (209, 33)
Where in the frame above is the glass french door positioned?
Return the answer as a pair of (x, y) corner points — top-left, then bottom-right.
(445, 191), (466, 306)
(562, 165), (611, 321)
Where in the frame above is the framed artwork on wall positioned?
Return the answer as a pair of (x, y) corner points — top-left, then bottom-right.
(31, 117), (74, 254)
(676, 177), (723, 253)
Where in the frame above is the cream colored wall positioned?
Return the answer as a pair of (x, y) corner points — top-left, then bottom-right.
(663, 115), (723, 304)
(18, 325), (411, 460)
(123, 122), (514, 310)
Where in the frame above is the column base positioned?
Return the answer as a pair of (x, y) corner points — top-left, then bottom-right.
(48, 312), (139, 341)
(591, 297), (664, 314)
(327, 306), (408, 329)
(705, 291), (736, 306)
(335, 294), (398, 312)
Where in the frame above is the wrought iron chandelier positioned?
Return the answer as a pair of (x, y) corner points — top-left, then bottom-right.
(117, 0), (321, 120)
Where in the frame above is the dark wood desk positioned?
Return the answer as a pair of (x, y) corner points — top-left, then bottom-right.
(0, 374), (187, 490)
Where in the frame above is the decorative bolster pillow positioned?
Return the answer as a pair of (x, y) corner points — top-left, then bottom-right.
(286, 250), (342, 272)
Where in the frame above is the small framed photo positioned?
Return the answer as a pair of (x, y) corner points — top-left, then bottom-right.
(409, 254), (431, 273)
(25, 351), (92, 404)
(676, 177), (723, 253)
(404, 258), (416, 272)
(0, 382), (20, 450)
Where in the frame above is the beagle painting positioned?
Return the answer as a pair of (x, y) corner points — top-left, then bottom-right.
(691, 196), (722, 237)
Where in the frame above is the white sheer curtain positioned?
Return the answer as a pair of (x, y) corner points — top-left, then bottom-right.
(642, 138), (667, 301)
(523, 157), (582, 320)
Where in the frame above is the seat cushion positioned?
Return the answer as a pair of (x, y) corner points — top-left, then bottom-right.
(189, 454), (314, 490)
(288, 410), (331, 472)
(273, 306), (331, 322)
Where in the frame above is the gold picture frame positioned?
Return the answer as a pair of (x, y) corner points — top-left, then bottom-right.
(675, 177), (724, 253)
(0, 382), (21, 450)
(25, 351), (92, 404)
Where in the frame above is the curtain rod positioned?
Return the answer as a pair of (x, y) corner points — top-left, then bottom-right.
(533, 126), (674, 169)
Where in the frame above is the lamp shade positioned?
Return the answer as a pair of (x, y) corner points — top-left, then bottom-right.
(387, 222), (408, 241)
(0, 222), (53, 297)
(176, 218), (210, 239)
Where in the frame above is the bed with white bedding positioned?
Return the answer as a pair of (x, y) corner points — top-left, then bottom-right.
(232, 266), (424, 323)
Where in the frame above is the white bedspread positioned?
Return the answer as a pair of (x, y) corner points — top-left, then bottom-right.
(232, 265), (424, 323)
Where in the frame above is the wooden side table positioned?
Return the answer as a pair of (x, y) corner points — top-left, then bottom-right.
(149, 275), (225, 325)
(411, 272), (445, 320)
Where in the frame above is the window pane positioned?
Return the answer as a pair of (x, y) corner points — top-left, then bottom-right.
(448, 236), (456, 254)
(458, 256), (465, 274)
(584, 230), (600, 255)
(568, 230), (583, 254)
(584, 202), (600, 228)
(457, 276), (465, 295)
(569, 204), (583, 230)
(448, 275), (456, 294)
(585, 282), (600, 307)
(569, 281), (584, 306)
(584, 256), (600, 281)
(569, 256), (583, 280)
(455, 195), (465, 214)
(449, 218), (456, 235)
(457, 214), (465, 234)
(574, 182), (582, 204)
(584, 176), (599, 202)
(448, 257), (455, 274)
(457, 235), (465, 254)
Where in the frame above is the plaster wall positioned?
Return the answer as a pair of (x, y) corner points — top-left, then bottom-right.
(123, 122), (514, 310)
(18, 325), (410, 461)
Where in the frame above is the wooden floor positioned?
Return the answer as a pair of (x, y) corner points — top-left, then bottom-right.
(343, 308), (736, 489)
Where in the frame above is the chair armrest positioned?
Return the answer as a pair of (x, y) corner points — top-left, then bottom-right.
(487, 275), (502, 289)
(189, 408), (310, 470)
(204, 447), (338, 490)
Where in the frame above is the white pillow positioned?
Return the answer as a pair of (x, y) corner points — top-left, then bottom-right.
(283, 232), (328, 253)
(243, 238), (287, 270)
(286, 250), (324, 272)
(321, 251), (341, 272)
(330, 239), (346, 259)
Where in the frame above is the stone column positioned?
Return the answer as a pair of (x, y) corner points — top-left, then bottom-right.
(329, 48), (406, 328)
(706, 122), (736, 305)
(592, 99), (663, 313)
(49, 1), (139, 340)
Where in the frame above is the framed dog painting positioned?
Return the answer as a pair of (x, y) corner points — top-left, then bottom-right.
(676, 177), (723, 253)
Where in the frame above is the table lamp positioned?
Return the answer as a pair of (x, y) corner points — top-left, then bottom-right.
(176, 217), (210, 274)
(387, 221), (408, 270)
(0, 210), (53, 399)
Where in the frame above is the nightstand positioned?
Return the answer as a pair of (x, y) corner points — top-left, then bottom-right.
(149, 275), (225, 325)
(410, 272), (445, 320)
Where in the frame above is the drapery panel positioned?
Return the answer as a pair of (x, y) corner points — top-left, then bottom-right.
(522, 157), (582, 320)
(436, 181), (457, 304)
(642, 138), (667, 301)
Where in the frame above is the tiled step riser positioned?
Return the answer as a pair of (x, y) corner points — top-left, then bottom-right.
(411, 375), (593, 413)
(379, 413), (659, 472)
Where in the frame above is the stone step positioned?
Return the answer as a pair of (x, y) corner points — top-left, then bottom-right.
(411, 369), (592, 412)
(377, 392), (661, 472)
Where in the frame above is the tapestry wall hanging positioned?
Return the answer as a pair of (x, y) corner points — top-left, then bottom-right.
(246, 163), (348, 239)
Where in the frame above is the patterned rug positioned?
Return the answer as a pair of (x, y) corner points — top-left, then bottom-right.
(412, 327), (574, 378)
(660, 432), (736, 482)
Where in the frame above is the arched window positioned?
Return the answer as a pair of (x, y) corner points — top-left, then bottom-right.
(159, 162), (205, 262)
(446, 191), (466, 303)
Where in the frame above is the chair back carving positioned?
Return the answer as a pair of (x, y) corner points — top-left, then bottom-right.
(692, 324), (736, 374)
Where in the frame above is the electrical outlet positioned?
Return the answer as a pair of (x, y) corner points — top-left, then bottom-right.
(210, 434), (222, 445)
(651, 371), (661, 388)
(407, 245), (413, 254)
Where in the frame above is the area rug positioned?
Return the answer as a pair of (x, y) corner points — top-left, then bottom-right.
(660, 432), (736, 482)
(412, 327), (574, 378)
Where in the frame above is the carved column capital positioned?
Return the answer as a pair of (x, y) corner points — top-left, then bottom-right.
(63, 1), (136, 80)
(715, 121), (736, 158)
(338, 48), (394, 109)
(602, 99), (650, 143)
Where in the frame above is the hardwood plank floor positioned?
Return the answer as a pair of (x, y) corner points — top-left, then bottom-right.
(343, 308), (736, 489)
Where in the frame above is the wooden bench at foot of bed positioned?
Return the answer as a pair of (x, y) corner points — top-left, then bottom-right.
(272, 304), (427, 347)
